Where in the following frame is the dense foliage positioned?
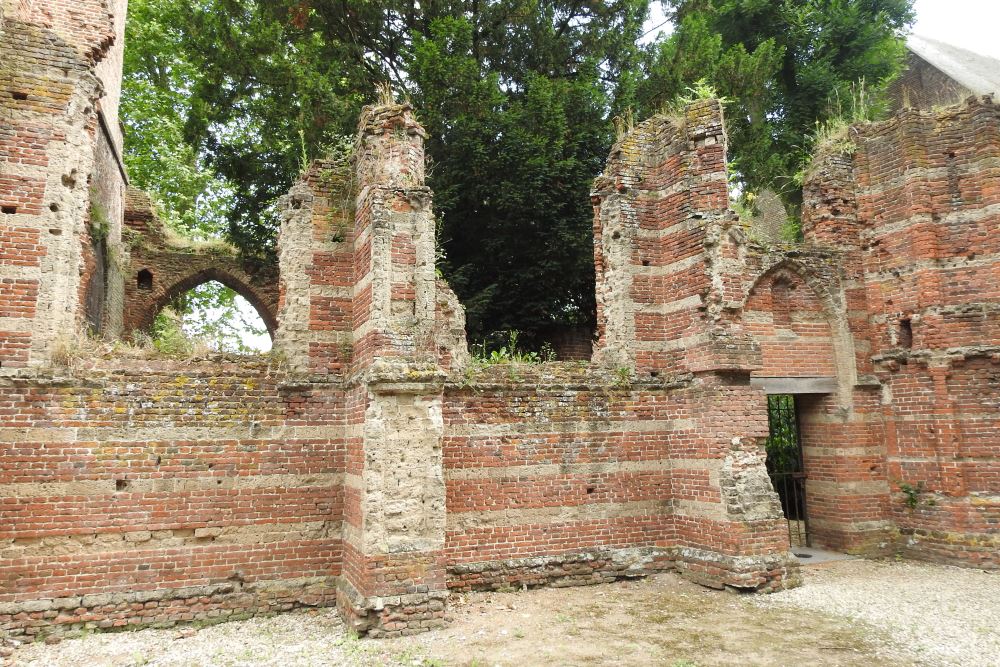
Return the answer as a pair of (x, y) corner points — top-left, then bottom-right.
(120, 0), (913, 347)
(638, 0), (914, 209)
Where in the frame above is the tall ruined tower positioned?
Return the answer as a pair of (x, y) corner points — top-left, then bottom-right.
(0, 0), (129, 369)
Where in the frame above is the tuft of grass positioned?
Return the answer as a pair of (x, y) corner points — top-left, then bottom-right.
(661, 79), (731, 120)
(159, 225), (238, 255)
(376, 81), (395, 106)
(612, 107), (635, 141)
(810, 78), (882, 158)
(48, 325), (279, 369)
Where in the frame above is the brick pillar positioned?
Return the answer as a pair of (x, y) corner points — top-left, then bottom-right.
(592, 100), (757, 376)
(592, 101), (797, 590)
(0, 0), (126, 368)
(337, 102), (449, 636)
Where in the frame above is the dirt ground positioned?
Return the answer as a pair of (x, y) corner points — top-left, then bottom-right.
(7, 559), (999, 667)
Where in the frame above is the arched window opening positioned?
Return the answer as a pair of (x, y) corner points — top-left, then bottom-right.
(152, 280), (271, 354)
(137, 269), (153, 290)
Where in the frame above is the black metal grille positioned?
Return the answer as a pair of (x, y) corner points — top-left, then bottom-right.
(765, 394), (810, 548)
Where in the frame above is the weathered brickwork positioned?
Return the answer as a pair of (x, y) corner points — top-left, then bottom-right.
(0, 359), (345, 639)
(122, 188), (280, 337)
(0, 0), (129, 366)
(440, 364), (797, 595)
(2, 0), (999, 645)
(849, 98), (1000, 566)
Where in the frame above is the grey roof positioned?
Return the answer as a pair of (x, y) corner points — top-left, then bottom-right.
(908, 35), (1000, 98)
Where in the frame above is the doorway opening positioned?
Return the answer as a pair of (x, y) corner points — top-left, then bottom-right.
(765, 394), (810, 548)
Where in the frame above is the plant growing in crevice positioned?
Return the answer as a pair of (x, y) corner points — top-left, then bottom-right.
(897, 480), (927, 510)
(809, 79), (882, 160)
(612, 366), (632, 388)
(89, 195), (111, 243)
(612, 107), (635, 141)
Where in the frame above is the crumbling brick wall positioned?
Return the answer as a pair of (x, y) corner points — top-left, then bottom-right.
(586, 100), (798, 590)
(0, 359), (345, 638)
(0, 0), (127, 366)
(2, 0), (999, 643)
(442, 365), (796, 595)
(849, 98), (1000, 566)
(121, 188), (280, 337)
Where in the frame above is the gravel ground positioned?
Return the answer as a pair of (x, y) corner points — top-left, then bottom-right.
(6, 558), (999, 667)
(4, 611), (413, 667)
(757, 559), (1000, 667)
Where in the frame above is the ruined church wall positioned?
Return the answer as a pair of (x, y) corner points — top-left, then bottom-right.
(441, 365), (676, 590)
(121, 189), (280, 338)
(440, 365), (794, 593)
(853, 98), (1000, 567)
(0, 0), (128, 366)
(4, 0), (999, 641)
(0, 359), (345, 638)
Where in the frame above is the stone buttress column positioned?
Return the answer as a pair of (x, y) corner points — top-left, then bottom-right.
(336, 102), (449, 636)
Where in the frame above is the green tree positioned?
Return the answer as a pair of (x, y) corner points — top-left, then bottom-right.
(410, 17), (616, 340)
(121, 0), (231, 240)
(123, 0), (649, 344)
(257, 1), (648, 342)
(638, 0), (914, 208)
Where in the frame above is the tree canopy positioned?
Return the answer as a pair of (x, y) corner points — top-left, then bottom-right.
(121, 0), (914, 347)
(638, 0), (914, 208)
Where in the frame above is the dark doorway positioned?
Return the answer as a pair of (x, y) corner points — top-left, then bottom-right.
(765, 394), (810, 547)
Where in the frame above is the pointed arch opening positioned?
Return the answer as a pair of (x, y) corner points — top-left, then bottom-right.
(743, 265), (840, 380)
(741, 261), (869, 554)
(142, 269), (277, 354)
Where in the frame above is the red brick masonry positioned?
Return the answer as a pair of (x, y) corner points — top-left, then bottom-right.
(0, 0), (997, 641)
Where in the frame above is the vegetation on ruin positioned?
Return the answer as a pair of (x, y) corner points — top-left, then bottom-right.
(637, 0), (913, 218)
(471, 331), (555, 366)
(50, 321), (283, 366)
(121, 0), (914, 347)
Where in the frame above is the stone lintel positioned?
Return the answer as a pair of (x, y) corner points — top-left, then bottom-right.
(750, 376), (838, 395)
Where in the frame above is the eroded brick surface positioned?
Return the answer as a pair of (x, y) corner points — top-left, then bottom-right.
(1, 0), (998, 644)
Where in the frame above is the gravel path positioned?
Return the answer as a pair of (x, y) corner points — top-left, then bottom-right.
(5, 611), (415, 667)
(6, 558), (999, 666)
(758, 559), (1000, 667)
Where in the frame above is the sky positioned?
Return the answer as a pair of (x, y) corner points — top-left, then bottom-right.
(912, 0), (1000, 58)
(644, 0), (1000, 59)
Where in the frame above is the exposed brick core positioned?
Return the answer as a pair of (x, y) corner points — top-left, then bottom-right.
(1, 0), (998, 643)
(0, 0), (128, 364)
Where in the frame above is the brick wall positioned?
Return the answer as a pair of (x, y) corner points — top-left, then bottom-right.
(2, 0), (999, 642)
(0, 359), (345, 639)
(742, 268), (838, 378)
(887, 51), (973, 112)
(0, 0), (127, 366)
(121, 188), (280, 338)
(854, 99), (1000, 566)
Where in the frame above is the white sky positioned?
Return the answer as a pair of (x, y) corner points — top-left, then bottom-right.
(644, 0), (1000, 59)
(913, 0), (1000, 58)
(217, 295), (271, 352)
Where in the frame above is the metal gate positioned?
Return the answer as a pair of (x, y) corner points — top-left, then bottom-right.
(765, 394), (810, 547)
